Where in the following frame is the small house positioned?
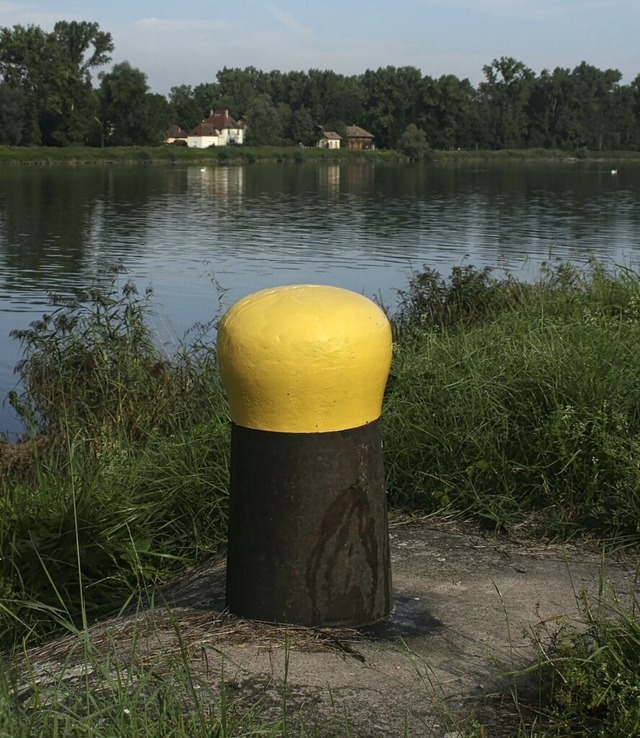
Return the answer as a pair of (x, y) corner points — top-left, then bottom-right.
(166, 124), (188, 145)
(345, 125), (375, 150)
(317, 131), (342, 150)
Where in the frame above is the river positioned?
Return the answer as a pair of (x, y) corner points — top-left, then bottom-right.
(1, 159), (639, 437)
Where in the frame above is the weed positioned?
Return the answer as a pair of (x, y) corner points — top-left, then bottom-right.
(501, 585), (640, 737)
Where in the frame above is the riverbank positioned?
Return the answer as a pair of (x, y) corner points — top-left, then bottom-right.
(1, 144), (639, 166)
(0, 144), (399, 166)
(3, 261), (640, 735)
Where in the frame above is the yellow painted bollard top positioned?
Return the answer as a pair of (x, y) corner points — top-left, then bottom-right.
(216, 284), (393, 434)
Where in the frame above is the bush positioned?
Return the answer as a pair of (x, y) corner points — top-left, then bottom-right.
(9, 275), (226, 454)
(393, 264), (530, 337)
(396, 123), (431, 161)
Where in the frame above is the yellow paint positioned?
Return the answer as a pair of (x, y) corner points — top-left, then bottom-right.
(217, 285), (392, 433)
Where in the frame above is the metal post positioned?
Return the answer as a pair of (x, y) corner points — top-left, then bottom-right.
(217, 284), (393, 627)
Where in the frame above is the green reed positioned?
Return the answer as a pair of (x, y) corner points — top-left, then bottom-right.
(2, 275), (230, 646)
(384, 260), (640, 539)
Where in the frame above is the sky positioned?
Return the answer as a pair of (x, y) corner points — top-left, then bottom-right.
(1, 0), (639, 95)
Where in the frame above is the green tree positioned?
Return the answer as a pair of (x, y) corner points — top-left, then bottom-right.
(244, 93), (283, 145)
(420, 74), (478, 149)
(0, 21), (113, 145)
(609, 83), (637, 150)
(168, 84), (202, 132)
(397, 123), (429, 160)
(290, 106), (317, 146)
(478, 57), (534, 148)
(569, 62), (622, 150)
(143, 92), (174, 145)
(527, 67), (571, 148)
(303, 69), (364, 130)
(51, 20), (113, 143)
(361, 66), (423, 148)
(281, 70), (308, 110)
(215, 66), (266, 116)
(626, 74), (640, 149)
(0, 83), (25, 144)
(0, 24), (52, 143)
(275, 102), (293, 142)
(191, 82), (220, 120)
(325, 73), (365, 129)
(99, 61), (169, 146)
(526, 63), (626, 151)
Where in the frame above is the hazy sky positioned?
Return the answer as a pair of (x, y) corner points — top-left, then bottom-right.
(1, 0), (638, 94)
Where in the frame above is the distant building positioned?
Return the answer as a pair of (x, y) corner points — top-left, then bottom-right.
(317, 131), (342, 149)
(185, 110), (245, 148)
(345, 125), (375, 150)
(166, 124), (188, 145)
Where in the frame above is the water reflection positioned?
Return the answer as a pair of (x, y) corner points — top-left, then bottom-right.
(318, 164), (340, 199)
(188, 166), (245, 202)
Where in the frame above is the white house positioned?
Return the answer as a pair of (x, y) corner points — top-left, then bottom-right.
(187, 110), (245, 148)
(317, 131), (341, 149)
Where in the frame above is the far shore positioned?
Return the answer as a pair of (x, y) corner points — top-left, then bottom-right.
(1, 144), (639, 166)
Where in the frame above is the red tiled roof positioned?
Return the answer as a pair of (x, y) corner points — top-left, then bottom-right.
(190, 122), (221, 137)
(321, 131), (342, 140)
(190, 109), (242, 136)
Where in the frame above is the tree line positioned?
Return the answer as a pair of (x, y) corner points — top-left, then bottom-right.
(1, 20), (639, 152)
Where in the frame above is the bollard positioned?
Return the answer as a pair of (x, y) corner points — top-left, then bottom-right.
(216, 284), (393, 627)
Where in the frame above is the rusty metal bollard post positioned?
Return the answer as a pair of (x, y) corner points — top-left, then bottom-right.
(216, 284), (393, 627)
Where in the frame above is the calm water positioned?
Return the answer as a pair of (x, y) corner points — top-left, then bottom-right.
(1, 160), (639, 437)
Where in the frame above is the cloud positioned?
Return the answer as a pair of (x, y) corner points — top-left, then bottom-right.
(267, 6), (314, 37)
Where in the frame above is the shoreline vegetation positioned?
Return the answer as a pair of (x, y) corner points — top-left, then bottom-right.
(3, 260), (640, 735)
(1, 144), (640, 166)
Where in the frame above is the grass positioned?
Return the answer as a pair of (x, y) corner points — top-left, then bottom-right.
(0, 618), (321, 738)
(480, 582), (640, 738)
(433, 148), (640, 163)
(384, 261), (640, 539)
(2, 274), (231, 646)
(2, 144), (638, 167)
(0, 144), (401, 166)
(3, 259), (640, 735)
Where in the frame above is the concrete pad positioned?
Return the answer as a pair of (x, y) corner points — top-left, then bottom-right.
(16, 520), (640, 737)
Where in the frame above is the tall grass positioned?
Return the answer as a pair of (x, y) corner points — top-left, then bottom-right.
(2, 275), (230, 647)
(384, 260), (640, 538)
(0, 629), (321, 738)
(9, 276), (227, 450)
(5, 260), (640, 650)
